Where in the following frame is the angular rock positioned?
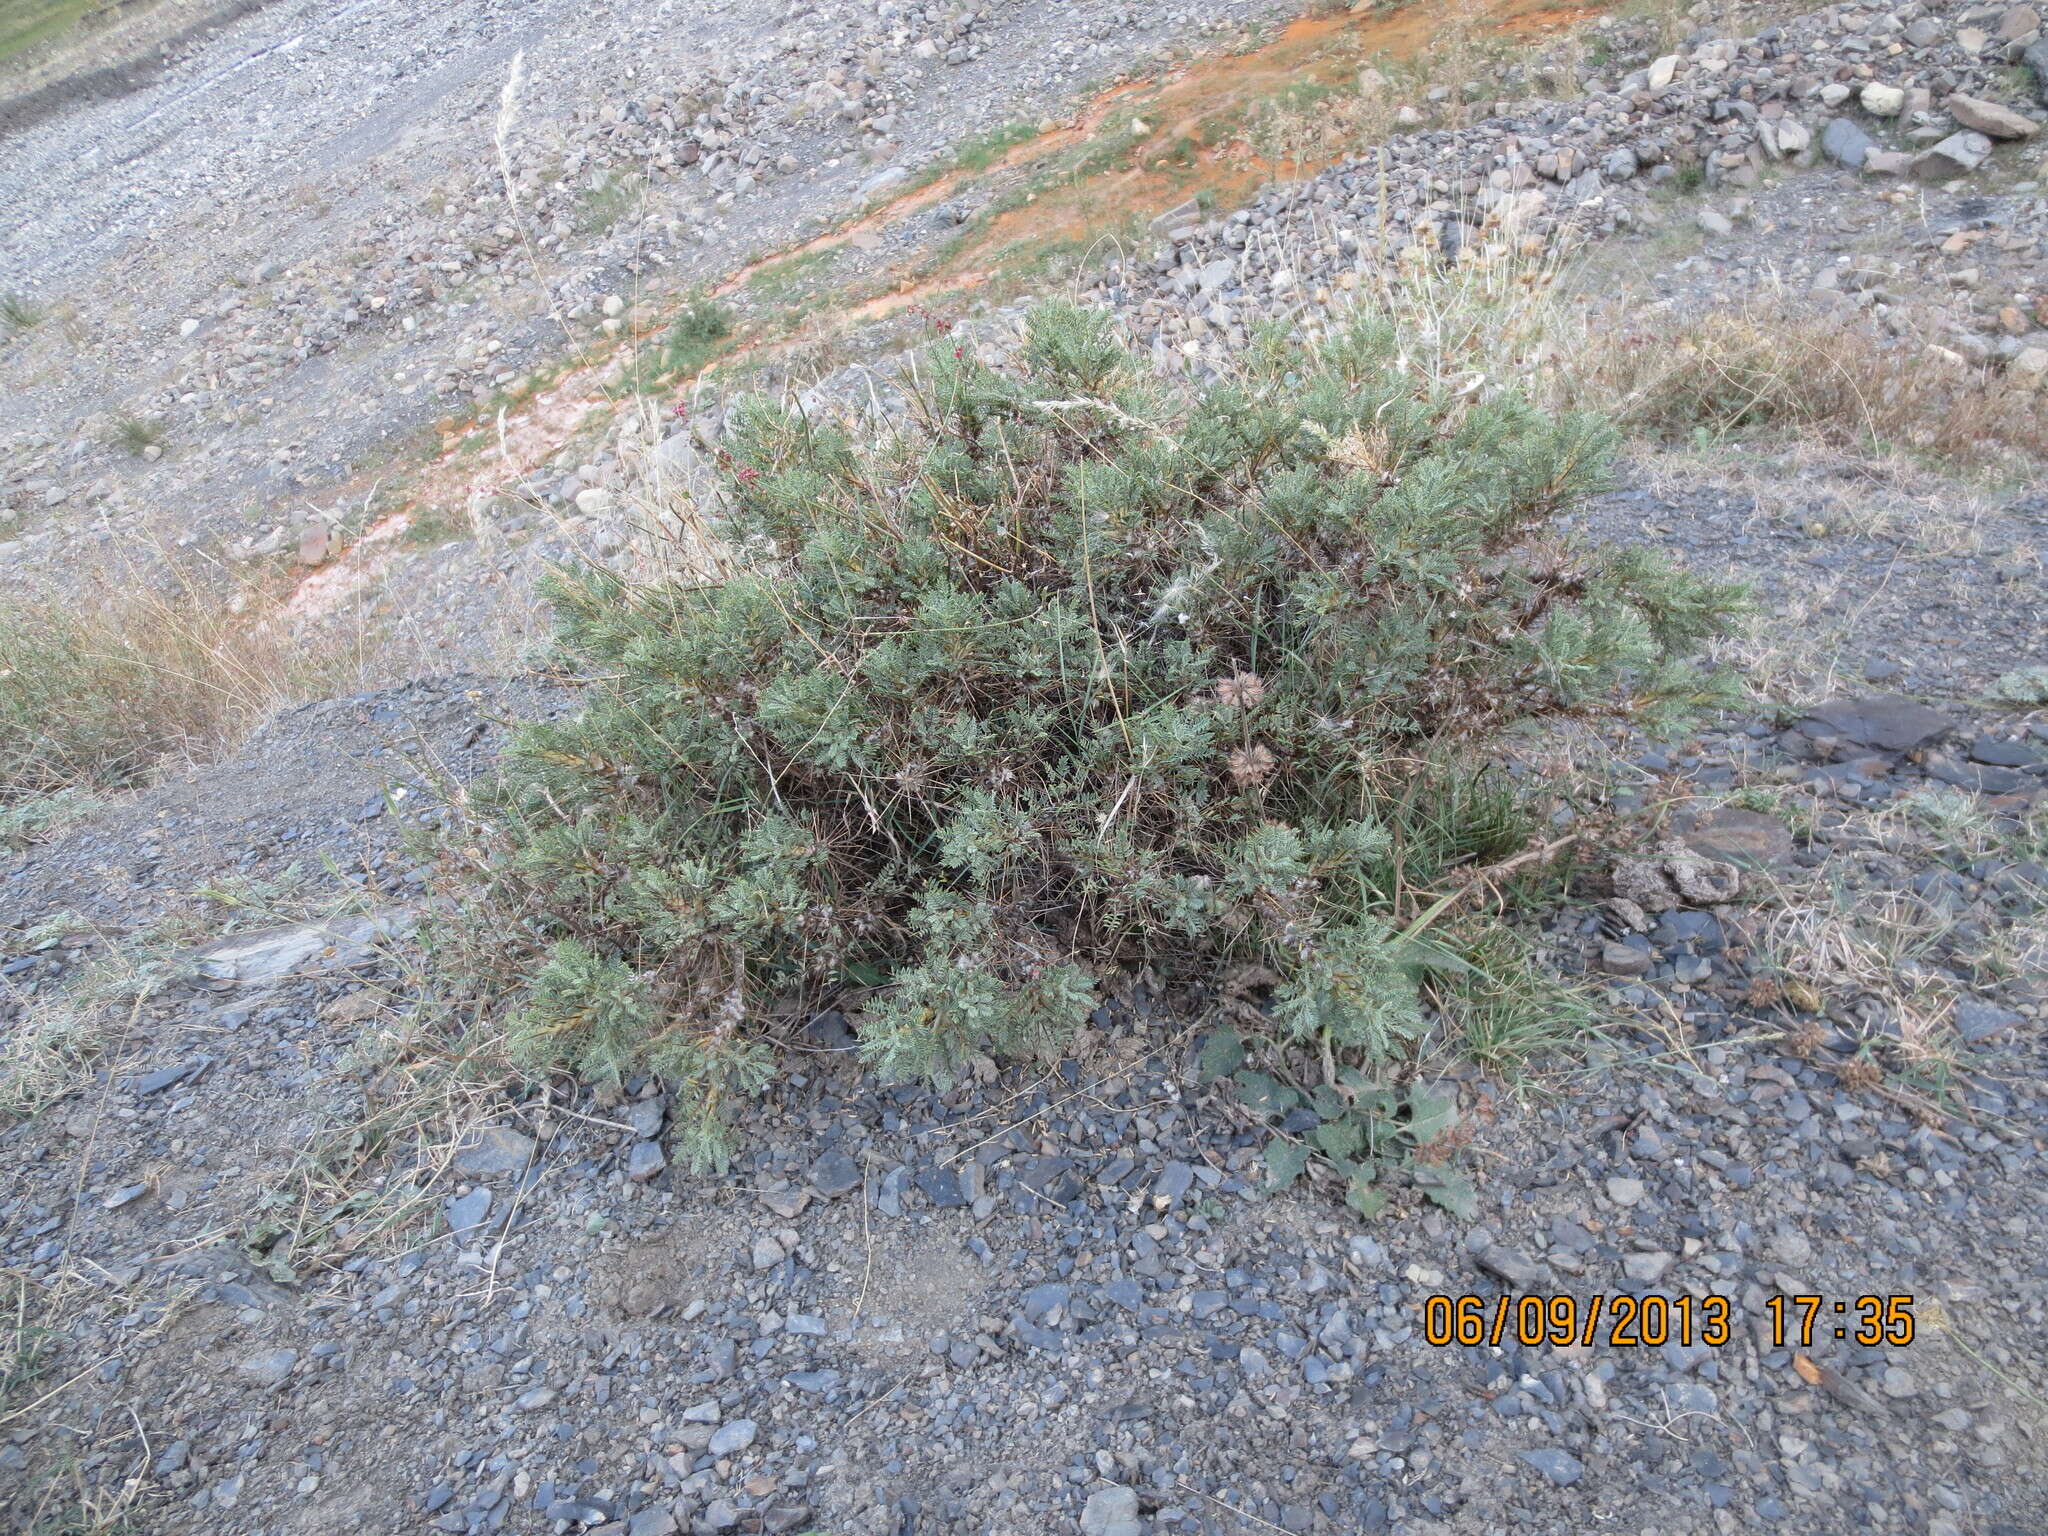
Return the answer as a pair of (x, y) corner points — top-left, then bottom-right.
(1859, 82), (1906, 116)
(190, 912), (414, 985)
(2008, 345), (2048, 389)
(239, 1349), (297, 1388)
(1080, 1484), (1143, 1536)
(1820, 117), (1878, 168)
(1600, 940), (1653, 976)
(1147, 198), (1200, 238)
(1475, 1245), (1550, 1289)
(808, 1148), (861, 1198)
(707, 1418), (757, 1456)
(1952, 1001), (2022, 1043)
(452, 1126), (537, 1179)
(446, 1186), (492, 1239)
(858, 166), (910, 202)
(1799, 695), (1949, 751)
(1912, 131), (1993, 182)
(626, 1141), (666, 1182)
(2028, 40), (2048, 107)
(1945, 93), (2041, 138)
(1519, 1449), (1584, 1487)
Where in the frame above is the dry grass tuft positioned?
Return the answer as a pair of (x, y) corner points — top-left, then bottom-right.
(1315, 241), (2046, 476)
(0, 545), (366, 803)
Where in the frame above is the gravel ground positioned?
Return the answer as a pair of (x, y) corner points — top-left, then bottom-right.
(0, 0), (1283, 575)
(4, 3), (2048, 1533)
(4, 577), (2044, 1536)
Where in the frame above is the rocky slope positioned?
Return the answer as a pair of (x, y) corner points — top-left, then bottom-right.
(3, 2), (2048, 1534)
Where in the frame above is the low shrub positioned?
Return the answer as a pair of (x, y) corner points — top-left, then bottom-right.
(439, 302), (1743, 1171)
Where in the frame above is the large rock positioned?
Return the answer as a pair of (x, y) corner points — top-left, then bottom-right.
(190, 912), (415, 985)
(1945, 93), (2041, 137)
(1798, 694), (1949, 751)
(1821, 117), (1878, 167)
(1912, 131), (1993, 181)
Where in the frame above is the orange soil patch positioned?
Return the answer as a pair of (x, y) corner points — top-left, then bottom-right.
(285, 0), (1595, 621)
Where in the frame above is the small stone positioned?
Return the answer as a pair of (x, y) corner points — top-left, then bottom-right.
(1600, 941), (1653, 976)
(1606, 1177), (1646, 1208)
(452, 1126), (536, 1178)
(1697, 207), (1733, 237)
(239, 1349), (297, 1388)
(1623, 1251), (1676, 1283)
(1518, 1449), (1583, 1487)
(1821, 117), (1878, 167)
(1952, 1001), (2022, 1043)
(2008, 346), (2048, 389)
(574, 486), (613, 515)
(1859, 82), (1906, 116)
(1647, 55), (1678, 90)
(446, 1186), (492, 1239)
(1475, 1245), (1549, 1289)
(1080, 1484), (1143, 1536)
(602, 294), (625, 317)
(1882, 1366), (1919, 1399)
(750, 1235), (786, 1271)
(708, 1418), (758, 1456)
(179, 318), (201, 338)
(626, 1141), (666, 1182)
(809, 1148), (861, 1198)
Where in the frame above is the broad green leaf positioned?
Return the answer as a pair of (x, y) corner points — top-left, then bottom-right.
(1233, 1070), (1299, 1117)
(1413, 1164), (1477, 1219)
(1344, 1169), (1387, 1218)
(1406, 1083), (1460, 1146)
(1308, 1084), (1349, 1121)
(1313, 1117), (1364, 1161)
(1264, 1138), (1313, 1190)
(1198, 1027), (1245, 1084)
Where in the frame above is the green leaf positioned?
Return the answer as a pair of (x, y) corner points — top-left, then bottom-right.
(1232, 1070), (1300, 1117)
(1264, 1138), (1313, 1190)
(1308, 1084), (1349, 1121)
(1344, 1167), (1386, 1218)
(1312, 1117), (1364, 1161)
(1406, 1083), (1460, 1146)
(1413, 1164), (1478, 1219)
(1198, 1027), (1245, 1084)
